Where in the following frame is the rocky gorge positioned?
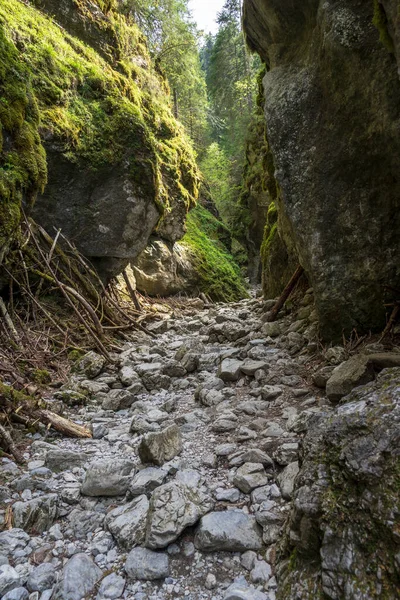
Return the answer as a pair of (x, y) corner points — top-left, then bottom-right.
(1, 291), (400, 599)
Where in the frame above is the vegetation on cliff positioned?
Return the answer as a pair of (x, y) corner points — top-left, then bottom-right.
(182, 204), (248, 302)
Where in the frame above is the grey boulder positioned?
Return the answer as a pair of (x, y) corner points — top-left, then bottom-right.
(223, 581), (270, 600)
(128, 467), (167, 497)
(125, 547), (169, 580)
(277, 461), (300, 500)
(96, 573), (125, 600)
(145, 481), (213, 549)
(0, 565), (21, 597)
(233, 463), (269, 494)
(76, 351), (106, 378)
(195, 511), (263, 552)
(12, 494), (58, 533)
(0, 530), (30, 556)
(81, 459), (134, 496)
(138, 425), (182, 466)
(1, 587), (29, 600)
(54, 553), (102, 600)
(27, 563), (56, 592)
(105, 495), (149, 550)
(45, 449), (86, 473)
(218, 359), (243, 382)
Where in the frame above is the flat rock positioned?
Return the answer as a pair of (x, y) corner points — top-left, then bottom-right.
(45, 449), (86, 473)
(240, 360), (268, 376)
(128, 467), (167, 497)
(218, 359), (243, 382)
(145, 481), (213, 549)
(138, 425), (182, 466)
(81, 459), (134, 496)
(105, 495), (149, 550)
(125, 547), (169, 581)
(232, 463), (269, 494)
(195, 511), (263, 552)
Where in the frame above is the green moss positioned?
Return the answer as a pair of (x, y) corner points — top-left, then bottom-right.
(0, 0), (200, 258)
(181, 204), (248, 302)
(260, 201), (278, 267)
(31, 368), (51, 384)
(373, 0), (395, 53)
(0, 25), (47, 256)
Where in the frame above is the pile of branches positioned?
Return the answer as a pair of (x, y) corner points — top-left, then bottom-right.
(0, 215), (154, 460)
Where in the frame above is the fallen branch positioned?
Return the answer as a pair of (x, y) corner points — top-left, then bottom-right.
(0, 422), (23, 463)
(0, 298), (20, 345)
(122, 269), (142, 312)
(267, 265), (305, 322)
(379, 304), (400, 343)
(0, 382), (92, 446)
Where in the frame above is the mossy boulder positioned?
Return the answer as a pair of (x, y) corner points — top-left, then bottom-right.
(277, 368), (400, 599)
(243, 0), (400, 340)
(181, 205), (248, 302)
(0, 0), (199, 280)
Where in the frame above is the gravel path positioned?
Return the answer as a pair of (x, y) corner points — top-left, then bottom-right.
(0, 289), (332, 600)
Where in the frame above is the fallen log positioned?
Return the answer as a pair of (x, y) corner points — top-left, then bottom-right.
(267, 265), (305, 322)
(0, 382), (92, 461)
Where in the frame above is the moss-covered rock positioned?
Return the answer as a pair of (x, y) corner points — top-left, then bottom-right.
(0, 0), (199, 279)
(277, 368), (400, 599)
(181, 204), (248, 302)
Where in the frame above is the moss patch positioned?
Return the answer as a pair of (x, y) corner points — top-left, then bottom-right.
(373, 0), (395, 53)
(182, 204), (248, 302)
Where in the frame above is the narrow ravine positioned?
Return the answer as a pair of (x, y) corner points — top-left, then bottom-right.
(0, 288), (331, 600)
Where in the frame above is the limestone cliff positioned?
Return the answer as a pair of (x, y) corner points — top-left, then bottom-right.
(277, 368), (400, 599)
(0, 0), (199, 281)
(243, 0), (400, 341)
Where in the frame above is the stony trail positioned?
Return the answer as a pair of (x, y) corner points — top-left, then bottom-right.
(0, 290), (331, 600)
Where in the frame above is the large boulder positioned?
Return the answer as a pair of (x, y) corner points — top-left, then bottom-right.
(145, 481), (213, 549)
(276, 368), (400, 599)
(243, 0), (400, 340)
(8, 0), (200, 282)
(132, 239), (199, 296)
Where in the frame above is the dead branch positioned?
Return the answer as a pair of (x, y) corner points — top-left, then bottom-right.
(0, 423), (24, 463)
(267, 265), (305, 322)
(379, 304), (400, 343)
(122, 269), (142, 312)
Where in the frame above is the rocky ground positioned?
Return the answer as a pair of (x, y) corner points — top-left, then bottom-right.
(1, 289), (396, 600)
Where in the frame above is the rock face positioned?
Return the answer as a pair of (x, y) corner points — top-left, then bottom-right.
(243, 0), (400, 340)
(276, 368), (400, 599)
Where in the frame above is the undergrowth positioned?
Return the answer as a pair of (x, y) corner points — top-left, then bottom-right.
(182, 204), (248, 302)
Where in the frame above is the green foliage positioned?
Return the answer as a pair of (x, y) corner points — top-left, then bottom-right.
(199, 142), (232, 221)
(372, 0), (395, 53)
(122, 0), (210, 150)
(182, 204), (248, 302)
(0, 0), (200, 258)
